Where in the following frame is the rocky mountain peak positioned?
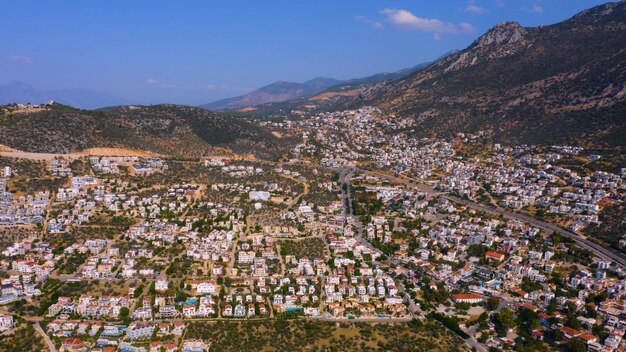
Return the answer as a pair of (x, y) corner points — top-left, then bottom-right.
(476, 21), (526, 47)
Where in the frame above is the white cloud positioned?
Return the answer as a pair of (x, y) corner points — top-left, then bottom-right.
(380, 8), (475, 34)
(465, 2), (486, 14)
(458, 22), (477, 33)
(6, 55), (32, 64)
(356, 15), (385, 30)
(371, 21), (384, 30)
(381, 9), (452, 32)
(433, 33), (441, 41)
(145, 78), (175, 88)
(495, 0), (506, 8)
(530, 4), (543, 13)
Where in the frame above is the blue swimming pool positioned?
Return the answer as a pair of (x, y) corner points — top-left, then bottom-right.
(185, 298), (198, 305)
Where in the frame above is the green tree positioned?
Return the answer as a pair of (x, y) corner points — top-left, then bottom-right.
(565, 314), (581, 330)
(487, 297), (500, 311)
(546, 298), (557, 313)
(119, 307), (130, 325)
(565, 338), (587, 352)
(494, 308), (515, 336)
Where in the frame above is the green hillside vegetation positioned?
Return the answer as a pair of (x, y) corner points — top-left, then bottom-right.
(0, 104), (291, 159)
(185, 319), (469, 352)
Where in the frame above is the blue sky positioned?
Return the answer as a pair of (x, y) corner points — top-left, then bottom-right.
(0, 0), (610, 105)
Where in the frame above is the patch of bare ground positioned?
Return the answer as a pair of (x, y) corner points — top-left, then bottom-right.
(0, 146), (163, 161)
(308, 88), (365, 101)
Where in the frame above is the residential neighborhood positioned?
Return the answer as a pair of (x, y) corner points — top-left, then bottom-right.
(0, 106), (623, 352)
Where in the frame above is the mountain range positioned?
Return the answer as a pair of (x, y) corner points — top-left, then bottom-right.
(0, 1), (624, 155)
(0, 81), (132, 110)
(354, 1), (626, 146)
(200, 77), (342, 111)
(250, 1), (626, 146)
(199, 53), (455, 111)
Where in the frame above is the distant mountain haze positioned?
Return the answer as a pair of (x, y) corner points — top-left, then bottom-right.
(198, 53), (459, 112)
(200, 77), (343, 111)
(211, 51), (458, 116)
(0, 81), (132, 109)
(0, 51), (455, 112)
(323, 50), (458, 93)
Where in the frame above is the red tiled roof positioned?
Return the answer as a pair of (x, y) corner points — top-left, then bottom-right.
(452, 293), (483, 300)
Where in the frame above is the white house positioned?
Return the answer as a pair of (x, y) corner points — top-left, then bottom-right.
(0, 314), (13, 330)
(249, 191), (270, 201)
(155, 279), (168, 292)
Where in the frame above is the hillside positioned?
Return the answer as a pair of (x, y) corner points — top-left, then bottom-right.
(324, 50), (458, 93)
(0, 104), (289, 159)
(352, 1), (626, 146)
(201, 77), (342, 111)
(200, 53), (456, 114)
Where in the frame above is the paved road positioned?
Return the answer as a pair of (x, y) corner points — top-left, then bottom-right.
(34, 322), (57, 352)
(338, 168), (385, 260)
(49, 274), (153, 283)
(445, 196), (626, 269)
(359, 168), (626, 270)
(339, 167), (489, 351)
(464, 325), (488, 352)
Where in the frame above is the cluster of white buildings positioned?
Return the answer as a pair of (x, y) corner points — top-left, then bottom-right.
(0, 179), (49, 225)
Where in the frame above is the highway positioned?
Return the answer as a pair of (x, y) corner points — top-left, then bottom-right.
(445, 196), (626, 268)
(359, 168), (626, 270)
(341, 166), (626, 352)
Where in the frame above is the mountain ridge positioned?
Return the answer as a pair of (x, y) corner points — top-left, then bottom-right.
(230, 51), (459, 117)
(200, 77), (343, 111)
(323, 50), (459, 94)
(199, 52), (457, 112)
